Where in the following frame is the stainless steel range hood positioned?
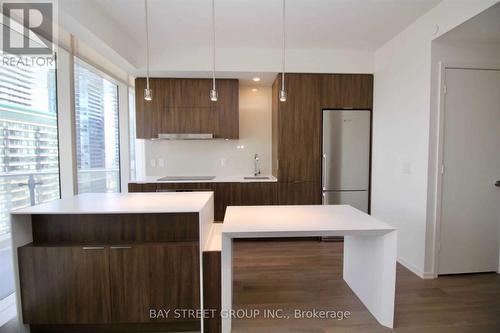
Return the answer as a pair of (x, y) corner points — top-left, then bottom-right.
(156, 133), (214, 140)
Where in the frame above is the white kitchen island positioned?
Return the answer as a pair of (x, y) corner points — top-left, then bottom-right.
(221, 205), (397, 332)
(10, 192), (215, 333)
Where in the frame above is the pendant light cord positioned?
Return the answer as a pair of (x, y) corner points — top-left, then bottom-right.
(281, 0), (286, 91)
(145, 0), (150, 89)
(212, 0), (216, 90)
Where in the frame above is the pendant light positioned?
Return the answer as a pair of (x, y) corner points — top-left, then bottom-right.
(279, 0), (287, 102)
(144, 0), (152, 101)
(210, 0), (218, 102)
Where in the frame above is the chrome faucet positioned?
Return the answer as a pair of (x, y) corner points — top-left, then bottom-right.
(254, 154), (261, 176)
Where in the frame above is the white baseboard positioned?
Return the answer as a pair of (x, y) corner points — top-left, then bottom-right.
(397, 257), (436, 279)
(0, 293), (16, 327)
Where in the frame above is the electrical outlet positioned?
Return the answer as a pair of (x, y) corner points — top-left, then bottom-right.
(150, 159), (156, 168)
(220, 158), (227, 167)
(158, 158), (165, 168)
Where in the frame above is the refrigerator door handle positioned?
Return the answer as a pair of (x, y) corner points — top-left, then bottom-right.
(322, 153), (327, 191)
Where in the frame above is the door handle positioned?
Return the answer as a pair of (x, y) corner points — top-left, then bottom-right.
(495, 180), (500, 187)
(322, 154), (327, 191)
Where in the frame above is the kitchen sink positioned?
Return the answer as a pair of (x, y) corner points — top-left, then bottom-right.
(243, 176), (271, 180)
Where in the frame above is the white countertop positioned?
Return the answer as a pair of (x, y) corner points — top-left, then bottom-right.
(11, 192), (214, 215)
(222, 205), (395, 237)
(131, 175), (277, 184)
(205, 223), (222, 251)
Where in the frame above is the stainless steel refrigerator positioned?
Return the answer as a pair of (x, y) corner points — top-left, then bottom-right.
(322, 109), (371, 212)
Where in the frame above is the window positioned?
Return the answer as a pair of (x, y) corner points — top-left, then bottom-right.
(128, 87), (136, 181)
(0, 58), (59, 302)
(74, 59), (120, 193)
(0, 62), (60, 234)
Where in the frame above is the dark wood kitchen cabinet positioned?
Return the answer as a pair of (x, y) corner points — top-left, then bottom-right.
(135, 78), (239, 139)
(202, 251), (221, 333)
(19, 243), (200, 326)
(18, 213), (201, 332)
(320, 74), (373, 109)
(129, 181), (278, 221)
(272, 74), (323, 205)
(240, 182), (278, 206)
(128, 182), (157, 193)
(156, 182), (214, 192)
(109, 243), (200, 323)
(18, 246), (112, 324)
(272, 73), (373, 205)
(278, 181), (322, 205)
(214, 182), (278, 220)
(272, 74), (322, 184)
(215, 79), (239, 139)
(214, 183), (241, 221)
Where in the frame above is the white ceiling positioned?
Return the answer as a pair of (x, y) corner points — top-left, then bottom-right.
(85, 0), (440, 52)
(59, 0), (442, 76)
(437, 2), (500, 45)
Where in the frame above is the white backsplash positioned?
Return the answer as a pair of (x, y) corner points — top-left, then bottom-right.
(141, 86), (272, 177)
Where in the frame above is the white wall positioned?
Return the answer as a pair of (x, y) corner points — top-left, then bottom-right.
(425, 40), (500, 275)
(145, 47), (374, 75)
(143, 86), (272, 178)
(371, 0), (499, 278)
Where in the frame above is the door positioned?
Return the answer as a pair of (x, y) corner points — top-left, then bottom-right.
(18, 246), (111, 324)
(438, 68), (500, 274)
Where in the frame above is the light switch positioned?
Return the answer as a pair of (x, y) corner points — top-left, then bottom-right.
(158, 158), (165, 168)
(220, 158), (227, 167)
(150, 159), (156, 168)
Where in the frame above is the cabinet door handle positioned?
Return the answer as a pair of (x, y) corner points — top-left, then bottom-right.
(82, 246), (105, 250)
(322, 154), (327, 191)
(110, 245), (132, 249)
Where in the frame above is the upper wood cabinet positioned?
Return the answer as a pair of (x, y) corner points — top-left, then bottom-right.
(135, 78), (239, 139)
(320, 74), (373, 109)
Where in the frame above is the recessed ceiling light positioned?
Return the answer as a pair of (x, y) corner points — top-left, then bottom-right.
(251, 88), (258, 92)
(253, 77), (261, 82)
